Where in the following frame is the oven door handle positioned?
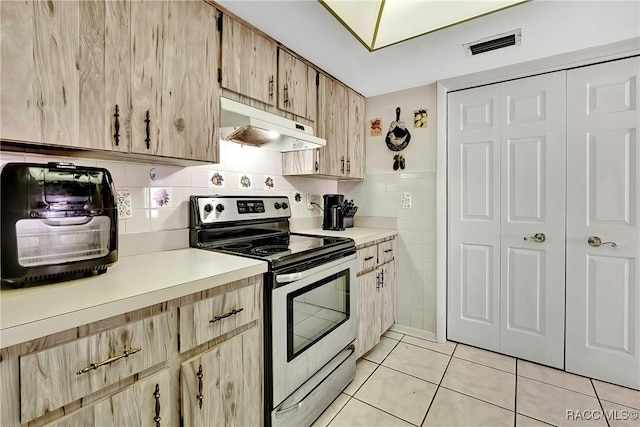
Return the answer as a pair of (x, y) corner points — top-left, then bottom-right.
(275, 272), (304, 283)
(274, 344), (355, 417)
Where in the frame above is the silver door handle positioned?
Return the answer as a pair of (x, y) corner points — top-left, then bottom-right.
(524, 233), (546, 243)
(588, 236), (617, 248)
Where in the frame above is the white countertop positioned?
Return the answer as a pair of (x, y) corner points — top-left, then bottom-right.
(0, 249), (267, 348)
(296, 227), (398, 246)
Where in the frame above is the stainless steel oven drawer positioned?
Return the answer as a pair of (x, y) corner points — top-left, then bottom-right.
(271, 343), (355, 427)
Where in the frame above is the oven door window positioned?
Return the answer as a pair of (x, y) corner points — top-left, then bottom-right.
(287, 269), (350, 361)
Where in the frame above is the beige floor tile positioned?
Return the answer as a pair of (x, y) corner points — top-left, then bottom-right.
(441, 357), (515, 410)
(312, 393), (351, 427)
(401, 335), (457, 355)
(422, 388), (514, 427)
(593, 380), (640, 410)
(355, 365), (438, 425)
(599, 400), (640, 427)
(382, 330), (404, 341)
(328, 398), (413, 427)
(515, 414), (554, 426)
(344, 359), (378, 396)
(453, 344), (516, 373)
(518, 360), (595, 396)
(363, 337), (398, 364)
(517, 376), (606, 427)
(382, 342), (451, 384)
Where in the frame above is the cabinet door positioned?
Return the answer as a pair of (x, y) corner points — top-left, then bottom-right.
(221, 14), (277, 106)
(46, 369), (175, 427)
(380, 261), (396, 334)
(355, 270), (381, 359)
(278, 49), (317, 121)
(0, 1), (79, 147)
(347, 89), (366, 179)
(181, 327), (261, 427)
(317, 74), (348, 176)
(131, 1), (219, 161)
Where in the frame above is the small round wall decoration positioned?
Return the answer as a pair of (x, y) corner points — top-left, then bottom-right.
(385, 107), (411, 152)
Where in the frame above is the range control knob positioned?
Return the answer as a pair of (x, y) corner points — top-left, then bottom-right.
(215, 203), (225, 213)
(281, 202), (288, 209)
(274, 202), (282, 210)
(203, 203), (213, 213)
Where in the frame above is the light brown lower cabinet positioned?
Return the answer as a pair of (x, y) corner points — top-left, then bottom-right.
(44, 369), (174, 427)
(181, 326), (262, 427)
(354, 237), (397, 359)
(0, 275), (262, 427)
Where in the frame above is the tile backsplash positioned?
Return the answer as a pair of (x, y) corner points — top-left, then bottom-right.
(0, 141), (337, 237)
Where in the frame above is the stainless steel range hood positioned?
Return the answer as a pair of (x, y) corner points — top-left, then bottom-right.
(220, 97), (326, 152)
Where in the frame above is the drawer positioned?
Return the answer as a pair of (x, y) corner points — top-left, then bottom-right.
(356, 245), (377, 274)
(178, 281), (260, 352)
(377, 239), (395, 265)
(20, 312), (173, 424)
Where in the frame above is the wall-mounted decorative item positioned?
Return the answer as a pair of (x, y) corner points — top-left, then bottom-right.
(210, 171), (224, 187)
(393, 154), (406, 171)
(385, 107), (411, 151)
(150, 188), (172, 208)
(414, 109), (428, 128)
(116, 190), (132, 219)
(294, 192), (302, 202)
(240, 174), (253, 189)
(370, 117), (383, 136)
(264, 176), (274, 189)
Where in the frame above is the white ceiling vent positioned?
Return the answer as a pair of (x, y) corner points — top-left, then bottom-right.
(463, 29), (521, 56)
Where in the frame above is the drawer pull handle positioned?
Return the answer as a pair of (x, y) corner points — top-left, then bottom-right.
(76, 347), (142, 375)
(209, 308), (244, 324)
(197, 365), (204, 409)
(153, 383), (161, 427)
(384, 249), (393, 253)
(364, 256), (374, 261)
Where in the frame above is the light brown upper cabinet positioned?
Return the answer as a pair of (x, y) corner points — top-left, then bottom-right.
(131, 0), (219, 162)
(278, 49), (317, 122)
(0, 0), (128, 151)
(282, 74), (365, 179)
(220, 14), (277, 106)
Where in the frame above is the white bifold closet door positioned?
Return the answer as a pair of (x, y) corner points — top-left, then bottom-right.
(565, 56), (640, 389)
(448, 71), (567, 368)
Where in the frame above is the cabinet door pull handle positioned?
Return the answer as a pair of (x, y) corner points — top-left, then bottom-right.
(341, 157), (345, 173)
(381, 270), (385, 287)
(364, 256), (374, 261)
(269, 75), (274, 99)
(347, 158), (351, 173)
(209, 308), (244, 324)
(284, 83), (289, 104)
(76, 347), (142, 375)
(376, 273), (380, 291)
(315, 161), (319, 172)
(384, 249), (393, 253)
(113, 104), (120, 146)
(153, 383), (161, 427)
(144, 110), (151, 149)
(196, 365), (204, 409)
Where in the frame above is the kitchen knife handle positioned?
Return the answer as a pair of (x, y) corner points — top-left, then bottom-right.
(145, 110), (151, 149)
(113, 104), (120, 146)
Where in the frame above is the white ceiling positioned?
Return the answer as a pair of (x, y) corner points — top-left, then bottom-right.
(217, 0), (640, 97)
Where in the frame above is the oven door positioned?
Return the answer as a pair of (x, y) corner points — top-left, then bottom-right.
(271, 253), (357, 407)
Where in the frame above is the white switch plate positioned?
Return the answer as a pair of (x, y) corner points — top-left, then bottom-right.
(401, 192), (412, 208)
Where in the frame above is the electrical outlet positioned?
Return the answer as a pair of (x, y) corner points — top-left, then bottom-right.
(401, 192), (412, 208)
(306, 194), (314, 210)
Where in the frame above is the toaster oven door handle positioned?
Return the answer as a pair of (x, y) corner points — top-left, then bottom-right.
(42, 216), (92, 226)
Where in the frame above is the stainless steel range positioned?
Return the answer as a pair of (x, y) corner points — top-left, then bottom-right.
(189, 195), (357, 427)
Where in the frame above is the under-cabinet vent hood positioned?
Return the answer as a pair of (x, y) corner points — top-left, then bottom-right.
(219, 97), (326, 152)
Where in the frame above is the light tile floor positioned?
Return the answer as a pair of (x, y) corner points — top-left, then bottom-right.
(313, 332), (640, 427)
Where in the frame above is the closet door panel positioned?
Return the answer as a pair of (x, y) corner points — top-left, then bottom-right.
(566, 56), (639, 389)
(447, 85), (501, 351)
(499, 72), (567, 368)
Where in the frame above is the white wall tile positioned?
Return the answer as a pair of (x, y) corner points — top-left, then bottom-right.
(125, 209), (151, 233)
(97, 161), (125, 189)
(125, 163), (151, 187)
(0, 152), (26, 166)
(150, 207), (188, 231)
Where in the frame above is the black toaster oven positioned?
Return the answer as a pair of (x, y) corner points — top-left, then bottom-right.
(1, 162), (118, 288)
